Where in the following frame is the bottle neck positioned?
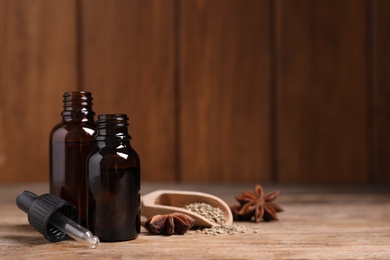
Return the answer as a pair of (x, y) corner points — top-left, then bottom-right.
(61, 91), (95, 122)
(95, 114), (132, 144)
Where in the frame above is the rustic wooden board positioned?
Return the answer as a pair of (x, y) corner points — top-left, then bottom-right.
(373, 0), (390, 182)
(1, 183), (390, 259)
(0, 0), (78, 182)
(179, 0), (272, 183)
(80, 0), (177, 182)
(0, 0), (389, 185)
(275, 0), (369, 183)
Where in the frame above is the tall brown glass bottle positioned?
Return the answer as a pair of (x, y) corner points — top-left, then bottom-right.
(87, 114), (140, 242)
(50, 91), (96, 227)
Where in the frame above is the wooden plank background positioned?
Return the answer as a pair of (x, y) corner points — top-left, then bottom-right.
(374, 0), (390, 183)
(0, 0), (388, 184)
(275, 0), (369, 183)
(178, 0), (272, 183)
(0, 0), (77, 182)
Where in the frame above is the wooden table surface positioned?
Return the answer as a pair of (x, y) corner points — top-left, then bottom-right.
(0, 183), (389, 259)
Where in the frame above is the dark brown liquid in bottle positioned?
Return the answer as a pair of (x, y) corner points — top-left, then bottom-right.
(50, 141), (95, 226)
(88, 166), (140, 241)
(50, 91), (95, 227)
(87, 114), (140, 242)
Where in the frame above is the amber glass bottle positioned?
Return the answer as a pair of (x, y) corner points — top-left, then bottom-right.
(49, 91), (96, 227)
(87, 114), (140, 242)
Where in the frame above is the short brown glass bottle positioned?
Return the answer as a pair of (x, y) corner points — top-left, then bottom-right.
(49, 91), (96, 227)
(87, 114), (140, 242)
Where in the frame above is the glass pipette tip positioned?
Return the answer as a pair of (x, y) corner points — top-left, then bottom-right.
(50, 211), (100, 248)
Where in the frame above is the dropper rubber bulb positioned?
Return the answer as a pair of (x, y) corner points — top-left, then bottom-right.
(16, 190), (100, 248)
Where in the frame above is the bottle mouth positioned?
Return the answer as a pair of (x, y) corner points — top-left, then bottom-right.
(96, 114), (129, 128)
(63, 91), (92, 99)
(95, 114), (131, 140)
(63, 91), (93, 104)
(62, 91), (95, 117)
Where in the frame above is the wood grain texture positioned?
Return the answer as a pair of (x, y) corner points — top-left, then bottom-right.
(179, 0), (272, 183)
(373, 0), (390, 182)
(1, 183), (390, 259)
(80, 0), (176, 182)
(0, 1), (388, 184)
(0, 0), (78, 182)
(275, 0), (369, 183)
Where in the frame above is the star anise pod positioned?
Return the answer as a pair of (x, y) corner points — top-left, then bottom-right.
(230, 183), (283, 222)
(143, 212), (195, 235)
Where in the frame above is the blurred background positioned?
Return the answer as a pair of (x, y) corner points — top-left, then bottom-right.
(0, 0), (389, 185)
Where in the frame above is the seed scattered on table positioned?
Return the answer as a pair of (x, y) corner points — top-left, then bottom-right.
(197, 224), (257, 235)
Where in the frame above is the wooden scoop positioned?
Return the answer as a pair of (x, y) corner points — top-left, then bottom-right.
(141, 190), (233, 228)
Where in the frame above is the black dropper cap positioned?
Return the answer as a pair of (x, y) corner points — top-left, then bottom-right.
(16, 191), (77, 242)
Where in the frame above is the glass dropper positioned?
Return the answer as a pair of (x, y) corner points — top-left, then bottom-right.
(50, 211), (100, 248)
(16, 190), (100, 249)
